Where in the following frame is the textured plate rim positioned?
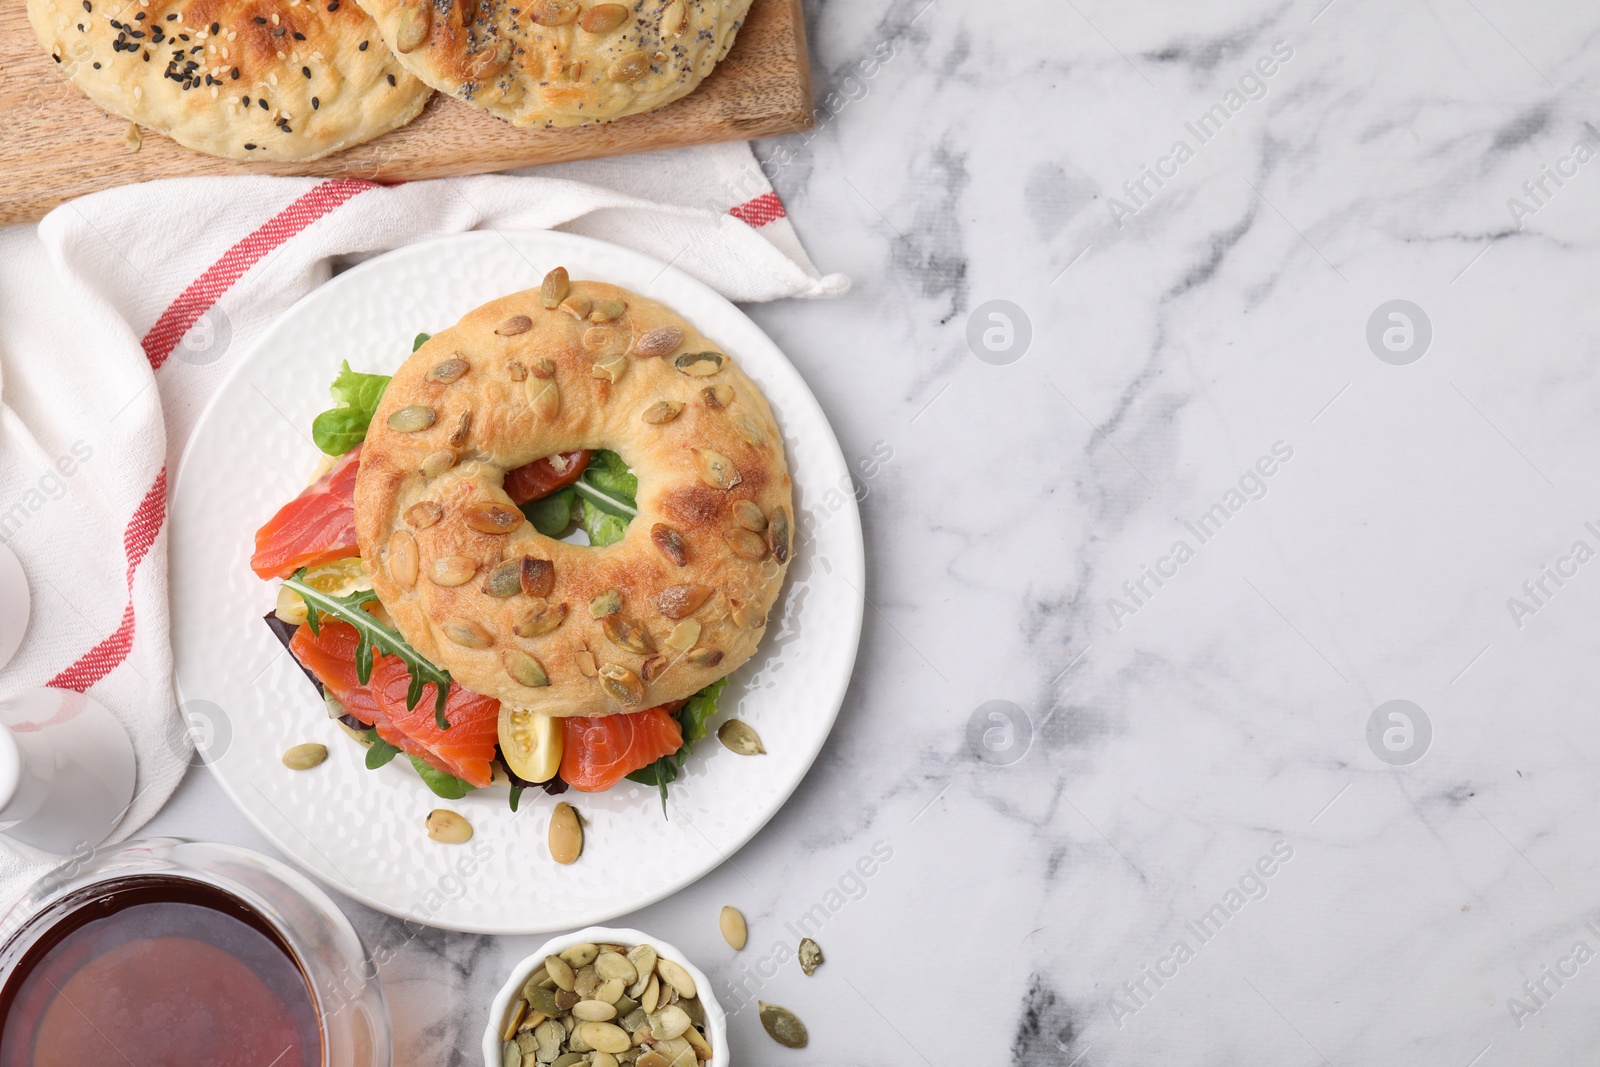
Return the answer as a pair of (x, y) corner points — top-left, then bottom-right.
(171, 229), (864, 934)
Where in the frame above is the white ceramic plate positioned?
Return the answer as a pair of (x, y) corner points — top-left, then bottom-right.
(0, 542), (30, 672)
(171, 231), (864, 934)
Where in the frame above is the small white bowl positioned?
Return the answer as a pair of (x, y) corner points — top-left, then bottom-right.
(483, 926), (727, 1067)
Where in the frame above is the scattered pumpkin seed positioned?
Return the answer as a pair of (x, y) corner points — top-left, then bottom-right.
(387, 405), (436, 432)
(674, 351), (724, 377)
(729, 598), (763, 628)
(464, 501), (523, 535)
(601, 615), (655, 655)
(633, 326), (684, 358)
(425, 808), (472, 843)
(405, 500), (442, 528)
(578, 1022), (631, 1055)
(694, 449), (741, 490)
(591, 352), (628, 385)
(590, 589), (623, 617)
(720, 906), (747, 950)
(639, 974), (661, 1015)
(506, 359), (528, 382)
(549, 802), (582, 864)
(598, 663), (644, 707)
(759, 1002), (808, 1049)
(687, 647), (724, 668)
(626, 946), (657, 998)
(495, 314), (533, 336)
(560, 295), (593, 320)
(514, 599), (568, 637)
(521, 557), (556, 597)
(426, 357), (468, 384)
(282, 743), (327, 770)
(503, 649), (550, 688)
(590, 299), (627, 323)
(650, 1005), (692, 1041)
(574, 649), (598, 677)
(718, 719), (766, 755)
(702, 383), (733, 409)
(528, 378), (561, 420)
(388, 530), (418, 589)
(651, 523), (688, 566)
(429, 556), (478, 586)
(502, 999), (528, 1041)
(641, 400), (684, 424)
(531, 358), (556, 380)
(798, 937), (823, 976)
(572, 1000), (616, 1022)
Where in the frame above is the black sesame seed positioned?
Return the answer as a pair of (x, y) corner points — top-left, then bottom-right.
(53, 53), (61, 62)
(358, 39), (368, 50)
(143, 50), (149, 60)
(244, 143), (256, 149)
(134, 11), (144, 19)
(280, 124), (292, 133)
(311, 96), (319, 108)
(92, 60), (100, 68)
(327, 1), (339, 10)
(293, 31), (305, 40)
(386, 73), (395, 85)
(302, 65), (310, 77)
(259, 98), (268, 109)
(165, 12), (176, 19)
(253, 16), (265, 23)
(231, 67), (239, 79)
(210, 21), (219, 32)
(81, 1), (89, 11)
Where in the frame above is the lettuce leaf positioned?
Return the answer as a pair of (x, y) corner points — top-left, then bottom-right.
(311, 361), (391, 456)
(409, 754), (475, 799)
(573, 449), (637, 547)
(523, 485), (577, 537)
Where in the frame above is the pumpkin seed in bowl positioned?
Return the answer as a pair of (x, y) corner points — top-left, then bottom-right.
(499, 939), (714, 1067)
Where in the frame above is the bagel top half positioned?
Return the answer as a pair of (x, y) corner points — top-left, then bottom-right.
(353, 274), (792, 717)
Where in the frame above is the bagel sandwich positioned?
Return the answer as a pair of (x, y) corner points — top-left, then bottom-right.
(252, 269), (790, 804)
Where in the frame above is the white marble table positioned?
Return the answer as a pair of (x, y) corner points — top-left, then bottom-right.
(150, 0), (1600, 1063)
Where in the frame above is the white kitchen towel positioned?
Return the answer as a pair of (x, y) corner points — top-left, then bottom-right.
(0, 140), (846, 907)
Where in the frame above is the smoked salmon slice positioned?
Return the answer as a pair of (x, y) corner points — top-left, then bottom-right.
(251, 446), (362, 580)
(288, 619), (500, 788)
(560, 709), (683, 793)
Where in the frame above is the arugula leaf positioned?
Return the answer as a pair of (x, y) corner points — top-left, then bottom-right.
(572, 450), (637, 547)
(408, 754), (475, 799)
(412, 332), (432, 352)
(311, 361), (391, 456)
(523, 485), (576, 537)
(285, 570), (454, 730)
(626, 679), (728, 813)
(363, 729), (401, 769)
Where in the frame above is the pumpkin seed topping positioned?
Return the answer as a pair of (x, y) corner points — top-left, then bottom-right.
(641, 400), (684, 424)
(430, 555), (478, 587)
(387, 405), (436, 432)
(426, 357), (468, 384)
(633, 326), (684, 358)
(590, 589), (623, 617)
(495, 315), (533, 337)
(405, 500), (443, 528)
(464, 501), (524, 535)
(548, 801), (582, 863)
(651, 523), (688, 566)
(694, 449), (741, 490)
(674, 351), (724, 377)
(719, 906), (747, 950)
(541, 266), (571, 307)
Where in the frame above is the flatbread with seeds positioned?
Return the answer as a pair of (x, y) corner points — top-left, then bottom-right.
(354, 0), (753, 128)
(28, 0), (434, 162)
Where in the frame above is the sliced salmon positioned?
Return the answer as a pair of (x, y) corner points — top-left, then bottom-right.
(251, 446), (362, 580)
(560, 708), (684, 793)
(287, 619), (500, 788)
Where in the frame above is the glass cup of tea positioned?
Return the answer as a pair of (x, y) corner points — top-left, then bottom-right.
(0, 837), (391, 1066)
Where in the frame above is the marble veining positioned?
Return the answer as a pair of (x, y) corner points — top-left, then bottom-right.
(134, 0), (1600, 1063)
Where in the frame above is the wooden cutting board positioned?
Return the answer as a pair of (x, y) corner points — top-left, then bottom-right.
(0, 0), (811, 225)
